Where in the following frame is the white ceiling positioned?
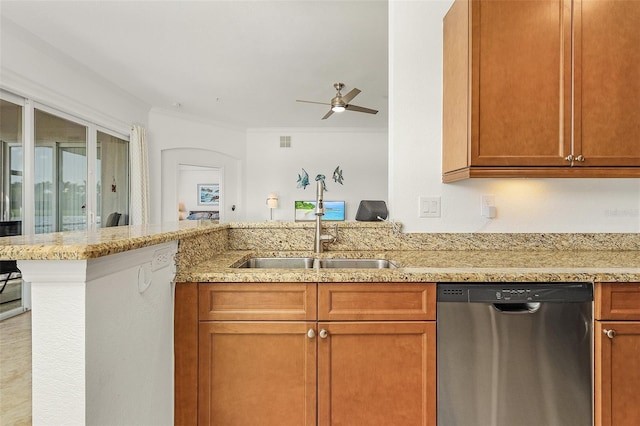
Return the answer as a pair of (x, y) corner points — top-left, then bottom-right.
(1, 0), (388, 129)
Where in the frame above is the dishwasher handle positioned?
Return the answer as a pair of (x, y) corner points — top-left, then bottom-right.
(492, 302), (541, 314)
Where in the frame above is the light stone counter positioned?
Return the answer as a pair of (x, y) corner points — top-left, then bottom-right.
(176, 249), (640, 283)
(175, 222), (640, 283)
(0, 220), (222, 260)
(1, 221), (638, 282)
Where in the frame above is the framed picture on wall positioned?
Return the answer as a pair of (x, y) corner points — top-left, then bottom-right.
(197, 184), (220, 206)
(295, 200), (345, 222)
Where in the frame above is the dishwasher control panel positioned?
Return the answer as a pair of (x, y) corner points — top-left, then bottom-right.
(438, 283), (592, 303)
(480, 287), (568, 302)
(497, 288), (532, 301)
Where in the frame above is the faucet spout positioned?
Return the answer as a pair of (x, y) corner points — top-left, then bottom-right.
(314, 180), (325, 253)
(314, 216), (323, 253)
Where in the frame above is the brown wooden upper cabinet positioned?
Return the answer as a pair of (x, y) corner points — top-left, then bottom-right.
(442, 0), (640, 182)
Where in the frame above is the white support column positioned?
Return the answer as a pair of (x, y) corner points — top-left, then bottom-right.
(18, 240), (178, 426)
(20, 260), (89, 425)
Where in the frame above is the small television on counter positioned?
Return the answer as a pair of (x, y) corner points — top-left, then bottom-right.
(295, 201), (345, 222)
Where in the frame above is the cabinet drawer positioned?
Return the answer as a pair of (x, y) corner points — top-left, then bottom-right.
(199, 283), (316, 321)
(595, 283), (640, 320)
(318, 283), (436, 321)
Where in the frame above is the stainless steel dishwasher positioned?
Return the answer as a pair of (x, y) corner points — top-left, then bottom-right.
(437, 282), (593, 426)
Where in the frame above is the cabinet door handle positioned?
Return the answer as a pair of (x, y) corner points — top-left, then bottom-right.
(319, 329), (328, 339)
(603, 329), (616, 339)
(575, 154), (585, 162)
(564, 154), (574, 162)
(307, 329), (316, 339)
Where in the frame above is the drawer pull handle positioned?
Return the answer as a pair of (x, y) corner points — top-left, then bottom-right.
(307, 329), (315, 339)
(319, 329), (329, 339)
(603, 329), (616, 339)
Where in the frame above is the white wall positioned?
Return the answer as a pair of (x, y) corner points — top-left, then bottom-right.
(148, 109), (245, 223)
(85, 244), (176, 425)
(389, 0), (640, 233)
(0, 18), (149, 133)
(244, 129), (388, 222)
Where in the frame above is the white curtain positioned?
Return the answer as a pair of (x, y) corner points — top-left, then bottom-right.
(129, 125), (150, 225)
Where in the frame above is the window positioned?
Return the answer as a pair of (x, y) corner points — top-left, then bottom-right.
(1, 91), (130, 234)
(0, 96), (24, 319)
(97, 131), (129, 227)
(1, 92), (130, 319)
(1, 98), (23, 222)
(35, 108), (88, 233)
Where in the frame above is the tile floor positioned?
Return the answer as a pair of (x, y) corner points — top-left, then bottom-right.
(0, 279), (23, 316)
(0, 311), (32, 425)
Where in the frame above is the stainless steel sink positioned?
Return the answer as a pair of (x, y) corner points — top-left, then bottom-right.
(318, 258), (397, 269)
(237, 257), (397, 269)
(237, 257), (315, 269)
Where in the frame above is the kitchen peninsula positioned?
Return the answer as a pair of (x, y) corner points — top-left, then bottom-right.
(0, 220), (222, 426)
(1, 221), (638, 425)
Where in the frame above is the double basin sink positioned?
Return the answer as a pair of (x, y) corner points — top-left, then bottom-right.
(237, 257), (397, 269)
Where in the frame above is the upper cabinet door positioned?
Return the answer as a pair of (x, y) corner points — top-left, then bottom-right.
(574, 0), (640, 166)
(443, 0), (640, 180)
(471, 0), (572, 167)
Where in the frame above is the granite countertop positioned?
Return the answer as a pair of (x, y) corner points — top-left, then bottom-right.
(176, 249), (640, 283)
(0, 221), (221, 260)
(2, 220), (638, 283)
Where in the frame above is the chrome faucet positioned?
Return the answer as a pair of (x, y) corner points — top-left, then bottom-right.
(314, 180), (337, 253)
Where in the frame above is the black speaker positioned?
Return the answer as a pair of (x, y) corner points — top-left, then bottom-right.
(355, 201), (388, 221)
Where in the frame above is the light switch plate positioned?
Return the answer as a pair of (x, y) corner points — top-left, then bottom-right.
(419, 196), (441, 218)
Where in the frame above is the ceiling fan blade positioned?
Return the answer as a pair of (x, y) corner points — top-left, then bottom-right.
(345, 104), (378, 115)
(341, 88), (361, 104)
(296, 99), (331, 106)
(322, 109), (334, 120)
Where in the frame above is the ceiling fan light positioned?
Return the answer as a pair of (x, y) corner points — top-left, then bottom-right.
(332, 105), (346, 113)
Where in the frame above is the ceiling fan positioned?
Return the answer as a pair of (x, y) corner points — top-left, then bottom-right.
(296, 82), (378, 120)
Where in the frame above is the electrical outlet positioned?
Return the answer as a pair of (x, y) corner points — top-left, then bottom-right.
(481, 195), (496, 218)
(419, 196), (441, 218)
(151, 247), (174, 271)
(481, 195), (495, 208)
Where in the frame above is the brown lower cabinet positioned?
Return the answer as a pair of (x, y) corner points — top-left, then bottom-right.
(198, 321), (317, 426)
(175, 282), (436, 426)
(594, 283), (640, 426)
(317, 321), (435, 426)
